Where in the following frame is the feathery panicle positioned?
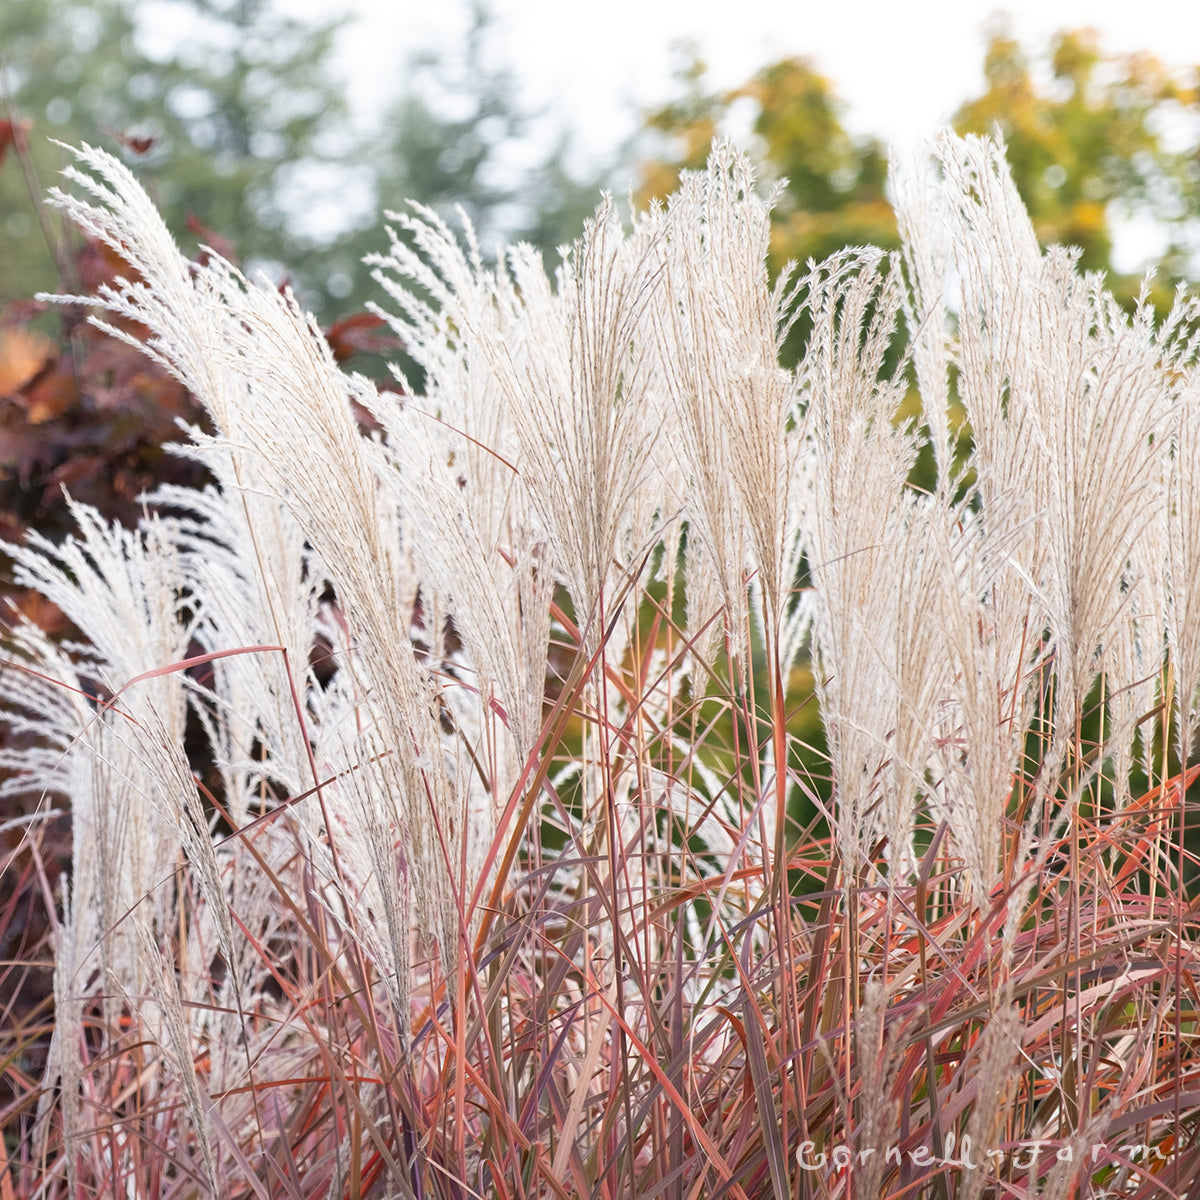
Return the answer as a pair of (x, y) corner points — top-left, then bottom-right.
(156, 477), (321, 824)
(892, 145), (957, 484)
(137, 924), (221, 1198)
(883, 493), (954, 879)
(1031, 271), (1169, 751)
(1108, 520), (1165, 806)
(938, 133), (1172, 759)
(959, 1004), (1023, 1200)
(38, 880), (81, 1194)
(52, 147), (467, 971)
(1166, 376), (1200, 766)
(936, 134), (1050, 616)
(927, 497), (1041, 904)
(653, 141), (800, 655)
(798, 248), (918, 874)
(377, 195), (667, 654)
(4, 505), (195, 977)
(849, 979), (902, 1199)
(357, 338), (552, 783)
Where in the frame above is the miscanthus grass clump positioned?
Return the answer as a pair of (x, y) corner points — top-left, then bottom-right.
(4, 133), (1200, 1198)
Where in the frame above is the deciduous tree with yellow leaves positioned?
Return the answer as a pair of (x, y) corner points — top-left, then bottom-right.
(641, 23), (1200, 311)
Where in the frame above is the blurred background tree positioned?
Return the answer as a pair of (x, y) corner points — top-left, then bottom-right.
(639, 51), (898, 276)
(639, 21), (1200, 313)
(954, 23), (1200, 308)
(319, 1), (605, 319)
(0, 0), (348, 305)
(0, 0), (606, 317)
(0, 0), (362, 553)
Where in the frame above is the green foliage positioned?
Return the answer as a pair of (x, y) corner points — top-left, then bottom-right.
(0, 0), (605, 321)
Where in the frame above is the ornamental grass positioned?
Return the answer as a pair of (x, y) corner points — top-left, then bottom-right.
(2, 133), (1200, 1198)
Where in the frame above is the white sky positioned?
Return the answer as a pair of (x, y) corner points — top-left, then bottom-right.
(300, 0), (1200, 164)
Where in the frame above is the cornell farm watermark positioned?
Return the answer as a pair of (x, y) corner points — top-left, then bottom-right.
(796, 1132), (1171, 1173)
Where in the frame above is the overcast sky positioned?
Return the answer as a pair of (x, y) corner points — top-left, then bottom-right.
(293, 0), (1200, 164)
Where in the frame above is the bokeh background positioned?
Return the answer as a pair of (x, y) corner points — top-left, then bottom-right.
(2, 0), (1200, 534)
(6, 0), (1200, 312)
(4, 0), (1200, 549)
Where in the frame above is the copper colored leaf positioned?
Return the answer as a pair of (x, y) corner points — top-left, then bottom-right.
(0, 119), (30, 167)
(46, 453), (106, 493)
(185, 213), (238, 266)
(0, 328), (54, 397)
(8, 589), (69, 637)
(76, 236), (138, 288)
(23, 365), (76, 424)
(325, 311), (399, 364)
(104, 126), (159, 158)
